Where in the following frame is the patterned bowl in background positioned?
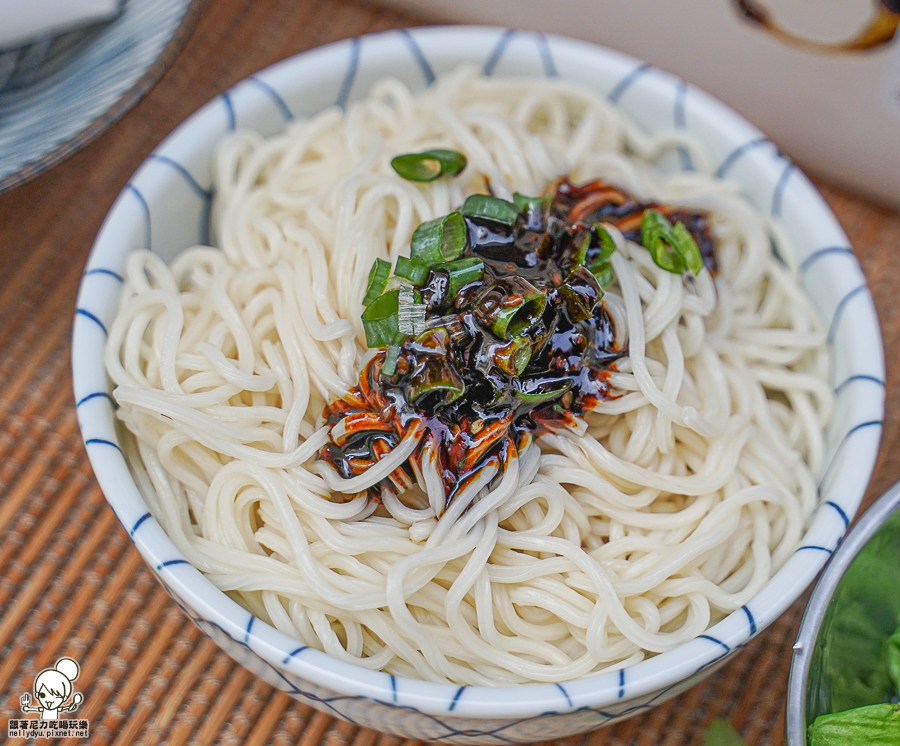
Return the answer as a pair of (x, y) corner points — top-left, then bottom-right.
(72, 26), (885, 744)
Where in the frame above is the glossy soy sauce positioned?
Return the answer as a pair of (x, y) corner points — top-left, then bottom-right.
(319, 178), (715, 506)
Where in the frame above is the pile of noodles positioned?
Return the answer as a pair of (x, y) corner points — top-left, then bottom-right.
(105, 67), (832, 685)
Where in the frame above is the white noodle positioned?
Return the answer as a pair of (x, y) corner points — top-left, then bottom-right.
(105, 67), (832, 685)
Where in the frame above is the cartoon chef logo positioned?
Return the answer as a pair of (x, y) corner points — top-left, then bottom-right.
(19, 657), (83, 720)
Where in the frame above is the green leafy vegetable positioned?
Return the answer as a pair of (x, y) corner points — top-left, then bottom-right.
(809, 704), (900, 746)
(410, 212), (467, 266)
(390, 149), (467, 182)
(461, 194), (520, 226)
(395, 256), (430, 285)
(888, 625), (900, 695)
(363, 258), (391, 307)
(701, 719), (748, 746)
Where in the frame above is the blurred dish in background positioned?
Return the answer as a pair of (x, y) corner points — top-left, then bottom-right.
(0, 0), (123, 49)
(378, 0), (900, 208)
(0, 0), (205, 195)
(734, 0), (900, 53)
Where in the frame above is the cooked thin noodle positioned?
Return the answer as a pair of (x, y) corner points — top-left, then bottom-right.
(106, 67), (831, 685)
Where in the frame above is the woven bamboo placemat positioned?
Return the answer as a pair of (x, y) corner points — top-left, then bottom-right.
(1, 1), (898, 743)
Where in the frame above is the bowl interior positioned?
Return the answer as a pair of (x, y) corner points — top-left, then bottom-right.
(72, 26), (885, 718)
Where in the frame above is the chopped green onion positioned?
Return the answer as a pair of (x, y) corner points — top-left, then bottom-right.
(559, 266), (602, 322)
(671, 222), (704, 275)
(573, 231), (590, 267)
(513, 193), (546, 212)
(361, 289), (402, 348)
(514, 377), (573, 405)
(641, 209), (685, 274)
(497, 295), (546, 340)
(434, 256), (484, 295)
(381, 345), (401, 376)
(362, 258), (391, 306)
(394, 256), (429, 285)
(461, 194), (520, 226)
(390, 149), (467, 182)
(410, 212), (467, 266)
(640, 210), (704, 276)
(559, 285), (592, 322)
(493, 337), (533, 376)
(590, 261), (615, 288)
(406, 358), (465, 407)
(475, 278), (547, 341)
(594, 223), (617, 263)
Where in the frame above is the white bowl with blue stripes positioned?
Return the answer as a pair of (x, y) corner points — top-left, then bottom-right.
(72, 26), (885, 744)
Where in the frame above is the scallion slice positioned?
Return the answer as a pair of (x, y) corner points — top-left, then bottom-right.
(362, 258), (391, 306)
(594, 223), (617, 262)
(590, 261), (615, 288)
(493, 337), (533, 376)
(391, 149), (467, 182)
(513, 193), (546, 212)
(573, 231), (590, 267)
(361, 289), (401, 348)
(641, 209), (685, 274)
(461, 194), (520, 226)
(434, 256), (484, 296)
(394, 256), (429, 285)
(514, 377), (574, 405)
(671, 222), (704, 275)
(489, 290), (546, 340)
(381, 345), (401, 376)
(410, 212), (467, 266)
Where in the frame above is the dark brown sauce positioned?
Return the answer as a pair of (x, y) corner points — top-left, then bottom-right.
(318, 178), (715, 508)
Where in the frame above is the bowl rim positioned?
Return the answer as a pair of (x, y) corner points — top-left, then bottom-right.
(72, 24), (886, 720)
(786, 481), (900, 745)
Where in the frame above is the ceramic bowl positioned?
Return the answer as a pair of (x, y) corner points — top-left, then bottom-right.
(786, 482), (900, 745)
(72, 26), (885, 744)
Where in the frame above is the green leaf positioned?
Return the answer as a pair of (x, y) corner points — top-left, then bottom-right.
(361, 289), (402, 348)
(390, 149), (467, 182)
(362, 258), (391, 307)
(808, 704), (900, 746)
(701, 719), (748, 746)
(461, 194), (520, 226)
(410, 212), (467, 266)
(887, 624), (900, 695)
(394, 256), (430, 285)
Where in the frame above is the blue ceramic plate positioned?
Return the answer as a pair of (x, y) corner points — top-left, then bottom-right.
(0, 0), (203, 194)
